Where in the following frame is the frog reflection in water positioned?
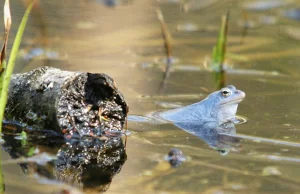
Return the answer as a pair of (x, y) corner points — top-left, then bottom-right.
(159, 85), (245, 155)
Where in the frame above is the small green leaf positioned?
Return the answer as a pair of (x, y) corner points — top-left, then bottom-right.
(27, 147), (36, 157)
(20, 131), (27, 146)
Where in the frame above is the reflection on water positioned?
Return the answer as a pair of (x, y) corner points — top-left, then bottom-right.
(2, 0), (300, 193)
(2, 133), (126, 193)
(243, 0), (287, 11)
(285, 8), (300, 21)
(171, 121), (240, 155)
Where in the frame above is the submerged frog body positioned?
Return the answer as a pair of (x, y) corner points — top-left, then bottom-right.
(159, 85), (245, 124)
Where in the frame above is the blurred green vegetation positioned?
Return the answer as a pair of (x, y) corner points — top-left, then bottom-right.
(212, 12), (229, 89)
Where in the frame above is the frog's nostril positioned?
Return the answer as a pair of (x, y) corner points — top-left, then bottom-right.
(235, 90), (246, 98)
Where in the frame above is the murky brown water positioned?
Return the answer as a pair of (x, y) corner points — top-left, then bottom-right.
(2, 0), (300, 193)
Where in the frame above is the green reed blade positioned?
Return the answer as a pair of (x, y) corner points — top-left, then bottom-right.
(0, 1), (34, 132)
(212, 11), (229, 71)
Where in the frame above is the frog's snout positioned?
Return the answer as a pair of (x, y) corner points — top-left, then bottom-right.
(235, 90), (246, 99)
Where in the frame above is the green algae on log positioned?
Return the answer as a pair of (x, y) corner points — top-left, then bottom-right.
(5, 67), (128, 138)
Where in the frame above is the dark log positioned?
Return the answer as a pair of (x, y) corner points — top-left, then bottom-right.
(4, 66), (128, 138)
(2, 66), (128, 192)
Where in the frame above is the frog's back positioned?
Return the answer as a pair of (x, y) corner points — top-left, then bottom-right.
(158, 99), (210, 122)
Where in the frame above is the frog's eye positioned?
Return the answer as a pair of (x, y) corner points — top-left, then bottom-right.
(221, 88), (231, 97)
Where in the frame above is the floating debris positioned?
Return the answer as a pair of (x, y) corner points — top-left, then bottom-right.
(243, 0), (285, 11)
(177, 23), (218, 32)
(262, 166), (282, 176)
(176, 23), (200, 32)
(164, 148), (187, 167)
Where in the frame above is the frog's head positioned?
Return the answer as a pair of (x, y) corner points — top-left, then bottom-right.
(205, 85), (245, 123)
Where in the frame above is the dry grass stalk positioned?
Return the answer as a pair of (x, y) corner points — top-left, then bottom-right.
(0, 0), (12, 71)
(156, 8), (172, 62)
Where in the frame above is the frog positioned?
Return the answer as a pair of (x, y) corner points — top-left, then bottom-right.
(158, 85), (245, 125)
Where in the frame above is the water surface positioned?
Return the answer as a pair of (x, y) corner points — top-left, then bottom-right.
(2, 0), (300, 193)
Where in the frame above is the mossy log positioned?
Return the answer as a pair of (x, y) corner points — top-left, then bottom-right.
(4, 66), (128, 138)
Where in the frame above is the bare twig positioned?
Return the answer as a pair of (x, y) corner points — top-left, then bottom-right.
(156, 9), (172, 61)
(156, 9), (174, 94)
